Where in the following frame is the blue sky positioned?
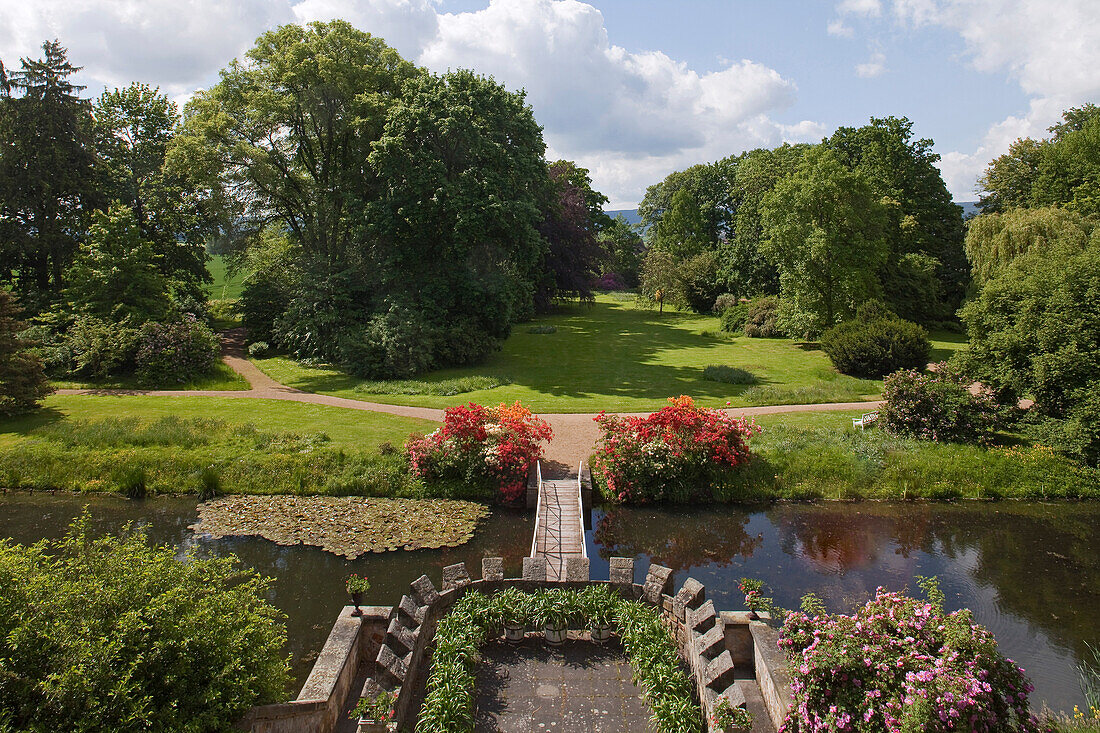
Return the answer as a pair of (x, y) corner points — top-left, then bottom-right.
(1, 0), (1095, 207)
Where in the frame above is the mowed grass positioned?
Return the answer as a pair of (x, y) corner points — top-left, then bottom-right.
(253, 295), (910, 413)
(204, 254), (247, 300)
(0, 395), (437, 451)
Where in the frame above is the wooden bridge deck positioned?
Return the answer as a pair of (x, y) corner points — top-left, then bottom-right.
(531, 470), (586, 582)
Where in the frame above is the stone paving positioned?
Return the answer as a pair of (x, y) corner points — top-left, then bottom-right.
(473, 639), (655, 733)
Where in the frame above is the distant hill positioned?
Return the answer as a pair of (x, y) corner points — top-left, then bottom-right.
(605, 208), (642, 227)
(957, 201), (980, 219)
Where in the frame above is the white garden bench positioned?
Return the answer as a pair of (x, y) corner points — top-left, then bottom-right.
(852, 412), (879, 430)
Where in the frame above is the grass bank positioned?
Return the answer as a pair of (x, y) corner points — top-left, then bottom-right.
(252, 295), (914, 412)
(594, 416), (1099, 502)
(0, 396), (439, 497)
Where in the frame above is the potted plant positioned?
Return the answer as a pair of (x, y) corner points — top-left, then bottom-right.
(351, 689), (396, 733)
(738, 577), (767, 620)
(580, 585), (617, 645)
(536, 590), (576, 646)
(711, 696), (753, 733)
(494, 587), (532, 644)
(346, 574), (371, 617)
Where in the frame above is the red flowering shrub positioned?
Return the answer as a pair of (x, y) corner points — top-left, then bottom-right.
(404, 402), (552, 502)
(779, 580), (1039, 733)
(592, 395), (760, 503)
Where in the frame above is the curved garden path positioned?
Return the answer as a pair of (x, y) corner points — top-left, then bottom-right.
(56, 329), (882, 478)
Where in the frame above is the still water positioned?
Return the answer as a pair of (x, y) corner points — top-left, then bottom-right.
(0, 492), (532, 689)
(586, 502), (1100, 715)
(1, 493), (1096, 714)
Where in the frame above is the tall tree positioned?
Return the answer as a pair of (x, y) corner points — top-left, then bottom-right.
(598, 215), (644, 287)
(0, 290), (52, 416)
(0, 41), (98, 309)
(977, 137), (1045, 213)
(169, 21), (418, 277)
(368, 68), (549, 364)
(94, 83), (209, 299)
(825, 116), (967, 322)
(760, 148), (887, 334)
(536, 160), (607, 308)
(964, 207), (1095, 286)
(720, 144), (810, 297)
(639, 159), (737, 249)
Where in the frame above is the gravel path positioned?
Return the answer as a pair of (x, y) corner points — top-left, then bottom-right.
(56, 329), (880, 478)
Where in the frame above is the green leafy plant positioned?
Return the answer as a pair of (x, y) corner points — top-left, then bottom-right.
(351, 690), (397, 722)
(536, 588), (578, 628)
(117, 464), (147, 499)
(492, 586), (534, 627)
(711, 696), (753, 732)
(820, 304), (931, 378)
(703, 365), (758, 385)
(579, 584), (618, 627)
(345, 574), (371, 596)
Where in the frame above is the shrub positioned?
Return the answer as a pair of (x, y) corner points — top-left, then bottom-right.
(353, 375), (511, 397)
(592, 395), (760, 503)
(595, 271), (626, 291)
(678, 251), (723, 313)
(64, 316), (140, 379)
(134, 315), (221, 385)
(0, 516), (290, 732)
(779, 579), (1040, 733)
(702, 365), (758, 385)
(527, 325), (557, 334)
(405, 402), (552, 502)
(880, 364), (1000, 443)
(820, 308), (931, 378)
(248, 341), (272, 358)
(339, 307), (435, 380)
(743, 296), (784, 338)
(712, 292), (739, 314)
(720, 301), (750, 334)
(0, 291), (52, 417)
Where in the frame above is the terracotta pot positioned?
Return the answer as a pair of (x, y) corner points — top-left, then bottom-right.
(505, 623), (526, 644)
(544, 622), (567, 646)
(590, 623), (612, 645)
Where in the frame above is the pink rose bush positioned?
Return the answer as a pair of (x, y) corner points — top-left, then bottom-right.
(405, 401), (552, 502)
(592, 395), (760, 503)
(778, 582), (1039, 733)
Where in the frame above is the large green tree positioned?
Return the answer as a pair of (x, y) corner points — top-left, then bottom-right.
(536, 160), (607, 308)
(638, 158), (737, 248)
(760, 148), (888, 334)
(825, 116), (967, 322)
(598, 215), (644, 287)
(0, 41), (98, 309)
(964, 206), (1095, 286)
(170, 20), (418, 279)
(368, 68), (549, 365)
(94, 83), (210, 300)
(0, 290), (52, 416)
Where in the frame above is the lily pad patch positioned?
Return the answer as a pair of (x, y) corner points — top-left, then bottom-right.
(190, 495), (489, 558)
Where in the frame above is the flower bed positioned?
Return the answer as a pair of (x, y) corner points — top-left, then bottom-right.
(405, 401), (551, 502)
(778, 579), (1039, 732)
(592, 395), (760, 503)
(416, 586), (702, 733)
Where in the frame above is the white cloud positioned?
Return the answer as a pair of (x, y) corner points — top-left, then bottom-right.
(418, 0), (809, 206)
(838, 0), (882, 16)
(0, 0), (818, 206)
(855, 49), (886, 77)
(888, 0), (1100, 199)
(827, 19), (855, 37)
(0, 0), (295, 96)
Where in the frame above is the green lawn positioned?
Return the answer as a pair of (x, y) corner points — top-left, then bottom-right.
(204, 254), (246, 300)
(51, 362), (250, 392)
(253, 296), (912, 413)
(0, 395), (436, 451)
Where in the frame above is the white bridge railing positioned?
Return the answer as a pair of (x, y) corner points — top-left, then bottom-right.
(528, 460), (543, 558)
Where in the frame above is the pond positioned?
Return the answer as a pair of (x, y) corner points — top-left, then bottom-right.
(2, 493), (1096, 715)
(586, 501), (1100, 716)
(0, 492), (532, 689)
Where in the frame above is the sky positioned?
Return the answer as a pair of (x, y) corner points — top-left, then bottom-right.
(1, 0), (1097, 208)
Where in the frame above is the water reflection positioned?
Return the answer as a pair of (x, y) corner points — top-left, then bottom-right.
(0, 493), (531, 690)
(589, 501), (1100, 715)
